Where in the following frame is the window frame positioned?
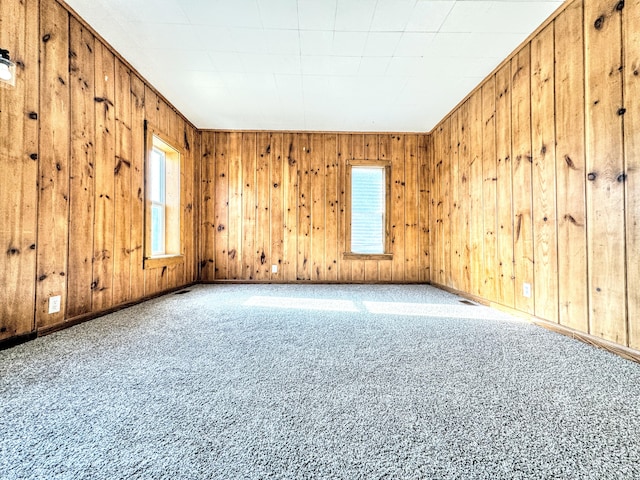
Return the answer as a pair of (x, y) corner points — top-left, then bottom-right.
(143, 122), (185, 269)
(344, 159), (393, 261)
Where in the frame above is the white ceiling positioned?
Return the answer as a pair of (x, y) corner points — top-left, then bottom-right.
(64, 0), (564, 132)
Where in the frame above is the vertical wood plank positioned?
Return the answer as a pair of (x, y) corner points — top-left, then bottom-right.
(36, 1), (70, 328)
(511, 44), (535, 314)
(184, 125), (197, 284)
(337, 134), (351, 282)
(555, 0), (588, 332)
(495, 64), (515, 307)
(255, 132), (271, 280)
(241, 132), (256, 280)
(297, 133), (312, 280)
(112, 60), (132, 305)
(350, 134), (366, 282)
(0, 0), (38, 338)
(310, 133), (326, 281)
(625, 0), (640, 349)
(283, 133), (299, 281)
(325, 134), (339, 281)
(129, 75), (145, 300)
(214, 132), (229, 280)
(450, 110), (462, 290)
(404, 135), (419, 282)
(458, 103), (472, 292)
(378, 134), (393, 282)
(67, 18), (95, 318)
(91, 43), (116, 311)
(481, 79), (498, 302)
(391, 134), (406, 282)
(585, 0), (626, 343)
(469, 90), (484, 297)
(531, 25), (559, 323)
(270, 133), (284, 280)
(227, 132), (243, 280)
(200, 132), (216, 280)
(418, 134), (431, 283)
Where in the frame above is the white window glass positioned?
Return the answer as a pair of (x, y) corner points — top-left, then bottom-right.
(351, 166), (385, 254)
(150, 147), (166, 256)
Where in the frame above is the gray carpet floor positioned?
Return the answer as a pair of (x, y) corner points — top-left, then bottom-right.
(1, 284), (640, 480)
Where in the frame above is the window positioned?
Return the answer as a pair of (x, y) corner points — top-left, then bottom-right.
(345, 160), (392, 260)
(144, 125), (183, 269)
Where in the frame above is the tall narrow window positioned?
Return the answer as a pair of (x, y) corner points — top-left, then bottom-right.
(345, 160), (392, 260)
(144, 125), (184, 269)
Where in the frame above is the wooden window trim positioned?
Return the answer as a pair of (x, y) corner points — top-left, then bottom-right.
(344, 159), (393, 260)
(143, 122), (185, 269)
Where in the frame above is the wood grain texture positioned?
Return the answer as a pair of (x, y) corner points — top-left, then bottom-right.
(625, 0), (640, 349)
(202, 133), (423, 283)
(555, 0), (588, 333)
(0, 0), (39, 339)
(585, 0), (626, 344)
(36, 0), (70, 328)
(531, 25), (559, 323)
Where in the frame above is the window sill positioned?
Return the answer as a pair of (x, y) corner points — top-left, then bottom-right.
(144, 254), (184, 269)
(343, 253), (393, 261)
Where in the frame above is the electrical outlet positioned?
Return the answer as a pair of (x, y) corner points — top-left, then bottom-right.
(272, 264), (278, 273)
(48, 295), (61, 314)
(522, 283), (532, 298)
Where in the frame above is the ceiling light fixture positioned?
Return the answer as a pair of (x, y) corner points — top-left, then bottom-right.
(0, 49), (17, 88)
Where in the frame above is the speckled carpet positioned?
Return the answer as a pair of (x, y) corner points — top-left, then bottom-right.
(1, 284), (639, 479)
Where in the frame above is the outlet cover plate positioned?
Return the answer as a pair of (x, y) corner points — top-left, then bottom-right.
(523, 283), (532, 298)
(48, 295), (61, 314)
(271, 264), (278, 273)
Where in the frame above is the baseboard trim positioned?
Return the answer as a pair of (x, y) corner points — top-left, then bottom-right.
(200, 280), (427, 285)
(0, 332), (38, 351)
(430, 282), (640, 365)
(36, 283), (197, 337)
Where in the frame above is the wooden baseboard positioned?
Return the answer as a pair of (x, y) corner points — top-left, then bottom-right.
(36, 283), (197, 337)
(430, 282), (640, 365)
(0, 332), (38, 351)
(200, 280), (427, 285)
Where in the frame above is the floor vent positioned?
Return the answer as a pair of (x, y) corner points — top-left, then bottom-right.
(459, 300), (477, 306)
(175, 290), (191, 295)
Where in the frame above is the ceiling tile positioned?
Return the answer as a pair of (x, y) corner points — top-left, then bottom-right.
(370, 0), (417, 32)
(264, 30), (300, 55)
(257, 0), (298, 29)
(406, 1), (455, 32)
(298, 0), (337, 31)
(364, 32), (402, 57)
(394, 32), (436, 56)
(335, 0), (377, 31)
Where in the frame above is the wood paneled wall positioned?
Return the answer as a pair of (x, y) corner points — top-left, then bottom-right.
(0, 0), (199, 342)
(429, 0), (640, 350)
(200, 132), (430, 283)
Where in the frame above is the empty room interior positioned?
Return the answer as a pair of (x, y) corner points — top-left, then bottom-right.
(1, 0), (640, 478)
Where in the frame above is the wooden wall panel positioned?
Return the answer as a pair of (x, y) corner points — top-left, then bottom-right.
(531, 25), (559, 323)
(555, 0), (588, 333)
(36, 0), (70, 328)
(67, 19), (95, 318)
(625, 0), (640, 350)
(201, 132), (426, 283)
(511, 45), (535, 315)
(481, 80), (498, 302)
(468, 91), (484, 298)
(428, 0), (639, 354)
(113, 60), (132, 305)
(585, 0), (626, 344)
(91, 43), (116, 312)
(458, 103), (472, 293)
(495, 64), (515, 308)
(1, 0), (198, 342)
(448, 113), (460, 290)
(0, 0), (39, 340)
(270, 133), (285, 280)
(255, 133), (271, 280)
(418, 134), (431, 283)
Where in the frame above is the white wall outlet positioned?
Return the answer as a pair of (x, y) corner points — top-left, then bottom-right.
(272, 264), (278, 273)
(522, 283), (532, 298)
(48, 295), (61, 314)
